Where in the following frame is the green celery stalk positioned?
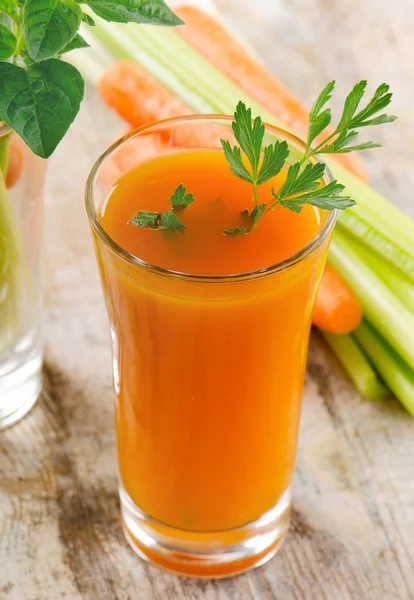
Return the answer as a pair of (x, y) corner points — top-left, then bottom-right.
(341, 231), (414, 311)
(337, 211), (414, 282)
(329, 228), (414, 371)
(321, 331), (389, 400)
(0, 133), (20, 354)
(86, 20), (414, 267)
(354, 321), (414, 416)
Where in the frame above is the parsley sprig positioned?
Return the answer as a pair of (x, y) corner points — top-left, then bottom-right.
(220, 82), (395, 233)
(130, 185), (194, 233)
(302, 80), (396, 161)
(221, 103), (289, 204)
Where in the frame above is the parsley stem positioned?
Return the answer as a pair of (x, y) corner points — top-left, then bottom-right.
(301, 130), (339, 163)
(253, 183), (258, 204)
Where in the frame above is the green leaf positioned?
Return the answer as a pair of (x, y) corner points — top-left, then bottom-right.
(220, 139), (252, 183)
(337, 80), (367, 130)
(278, 200), (303, 213)
(311, 80), (335, 117)
(24, 0), (82, 61)
(85, 0), (183, 26)
(307, 80), (335, 148)
(279, 181), (355, 212)
(276, 162), (326, 201)
(323, 141), (381, 154)
(0, 0), (17, 19)
(159, 210), (185, 232)
(170, 184), (195, 209)
(231, 101), (264, 177)
(223, 227), (247, 236)
(347, 83), (394, 128)
(319, 130), (359, 153)
(250, 203), (266, 228)
(60, 33), (89, 54)
(256, 140), (289, 185)
(81, 11), (96, 26)
(0, 60), (84, 158)
(130, 211), (159, 228)
(0, 23), (16, 60)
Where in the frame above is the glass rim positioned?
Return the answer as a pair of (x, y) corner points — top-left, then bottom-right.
(85, 114), (338, 283)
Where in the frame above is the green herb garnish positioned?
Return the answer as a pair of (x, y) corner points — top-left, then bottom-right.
(220, 102), (289, 204)
(0, 0), (182, 158)
(130, 184), (194, 233)
(220, 82), (395, 233)
(223, 227), (247, 236)
(170, 183), (195, 209)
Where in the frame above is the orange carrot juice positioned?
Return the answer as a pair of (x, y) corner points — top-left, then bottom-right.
(87, 117), (335, 577)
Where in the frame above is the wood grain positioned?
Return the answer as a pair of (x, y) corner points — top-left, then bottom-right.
(1, 1), (414, 598)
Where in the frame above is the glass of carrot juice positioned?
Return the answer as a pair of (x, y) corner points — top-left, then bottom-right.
(85, 115), (337, 577)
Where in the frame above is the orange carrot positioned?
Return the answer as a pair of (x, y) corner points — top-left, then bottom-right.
(313, 263), (362, 334)
(99, 61), (226, 148)
(6, 134), (24, 189)
(99, 59), (193, 129)
(175, 5), (368, 183)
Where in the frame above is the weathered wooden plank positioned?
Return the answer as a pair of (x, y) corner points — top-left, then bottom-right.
(1, 1), (414, 598)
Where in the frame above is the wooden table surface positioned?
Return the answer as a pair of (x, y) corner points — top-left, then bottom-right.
(2, 1), (414, 598)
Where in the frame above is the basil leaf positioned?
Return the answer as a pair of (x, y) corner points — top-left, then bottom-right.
(60, 33), (89, 54)
(0, 0), (16, 18)
(85, 0), (183, 26)
(0, 60), (84, 158)
(0, 23), (16, 60)
(81, 12), (95, 26)
(24, 0), (82, 61)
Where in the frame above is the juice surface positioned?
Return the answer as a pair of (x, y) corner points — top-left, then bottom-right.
(97, 148), (329, 533)
(101, 149), (321, 276)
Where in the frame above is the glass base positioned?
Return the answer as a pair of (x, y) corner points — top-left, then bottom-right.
(0, 342), (42, 429)
(120, 486), (291, 578)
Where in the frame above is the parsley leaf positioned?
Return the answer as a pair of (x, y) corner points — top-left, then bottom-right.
(220, 140), (252, 183)
(256, 140), (289, 185)
(159, 210), (186, 232)
(274, 162), (326, 203)
(170, 184), (195, 209)
(130, 211), (159, 229)
(306, 80), (335, 151)
(251, 203), (267, 228)
(231, 101), (264, 179)
(223, 227), (247, 236)
(130, 185), (193, 233)
(277, 181), (355, 213)
(303, 81), (397, 160)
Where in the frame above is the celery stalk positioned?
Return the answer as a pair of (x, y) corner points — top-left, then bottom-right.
(354, 321), (414, 416)
(341, 232), (414, 311)
(0, 133), (20, 354)
(321, 331), (389, 400)
(86, 20), (414, 264)
(329, 228), (414, 371)
(337, 211), (414, 282)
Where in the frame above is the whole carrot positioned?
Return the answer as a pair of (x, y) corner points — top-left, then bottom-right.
(99, 59), (193, 129)
(175, 5), (368, 183)
(99, 61), (226, 147)
(313, 263), (362, 334)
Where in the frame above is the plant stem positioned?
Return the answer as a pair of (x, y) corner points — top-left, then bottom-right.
(354, 321), (414, 416)
(0, 146), (20, 354)
(321, 330), (390, 400)
(329, 228), (414, 371)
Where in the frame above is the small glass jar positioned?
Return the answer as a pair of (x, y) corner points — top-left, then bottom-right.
(0, 125), (47, 428)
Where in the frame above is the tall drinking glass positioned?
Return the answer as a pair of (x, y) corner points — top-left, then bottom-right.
(86, 116), (337, 577)
(0, 125), (46, 428)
